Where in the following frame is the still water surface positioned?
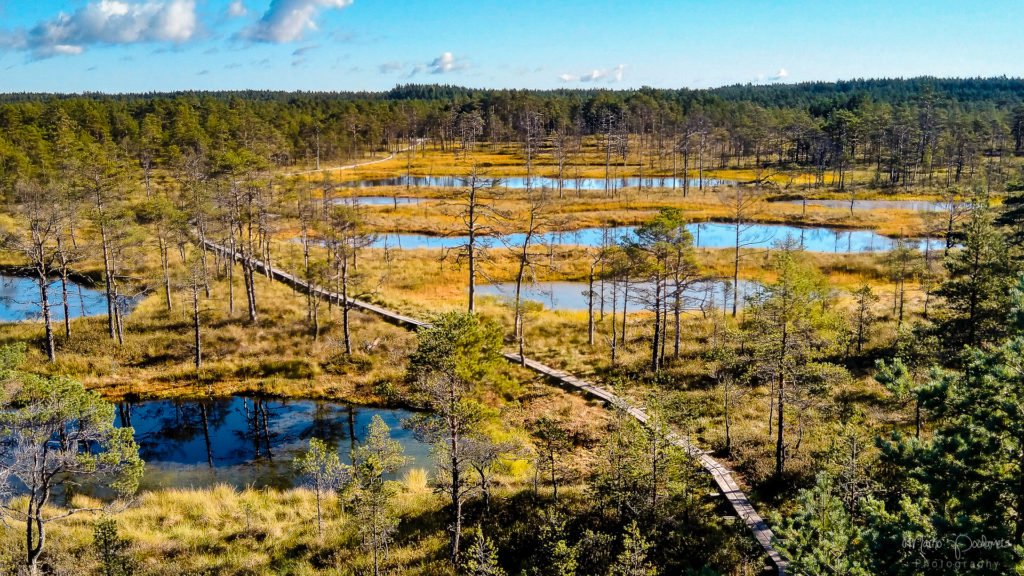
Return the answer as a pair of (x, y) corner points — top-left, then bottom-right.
(115, 396), (431, 491)
(0, 275), (125, 322)
(372, 223), (939, 254)
(340, 175), (731, 190)
(476, 279), (763, 312)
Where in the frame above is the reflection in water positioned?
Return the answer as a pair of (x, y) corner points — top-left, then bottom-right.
(330, 195), (426, 206)
(339, 175), (732, 191)
(772, 199), (945, 212)
(114, 396), (429, 491)
(0, 275), (133, 322)
(372, 223), (941, 254)
(477, 279), (763, 313)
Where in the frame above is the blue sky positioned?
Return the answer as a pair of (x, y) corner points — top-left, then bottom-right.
(0, 0), (1021, 93)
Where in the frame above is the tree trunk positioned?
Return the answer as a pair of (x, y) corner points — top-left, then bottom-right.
(315, 487), (323, 538)
(26, 496), (46, 576)
(160, 235), (172, 311)
(37, 276), (55, 362)
(621, 280), (629, 345)
(100, 223), (116, 340)
(549, 446), (558, 501)
(587, 264), (596, 345)
(673, 271), (682, 358)
(467, 189), (476, 313)
(775, 323), (788, 479)
(723, 380), (732, 455)
(57, 237), (71, 340)
(228, 236), (236, 315)
(732, 222), (741, 317)
(651, 276), (661, 372)
(342, 257), (351, 354)
(192, 282), (202, 369)
(59, 273), (70, 340)
(611, 279), (618, 364)
(449, 429), (462, 565)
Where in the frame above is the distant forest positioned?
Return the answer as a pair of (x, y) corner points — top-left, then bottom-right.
(2, 76), (1024, 194)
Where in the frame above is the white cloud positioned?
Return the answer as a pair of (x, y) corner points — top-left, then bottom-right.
(242, 0), (353, 44)
(566, 64), (626, 84)
(429, 51), (462, 74)
(50, 44), (85, 56)
(755, 68), (790, 84)
(227, 0), (247, 17)
(384, 52), (467, 77)
(2, 0), (198, 58)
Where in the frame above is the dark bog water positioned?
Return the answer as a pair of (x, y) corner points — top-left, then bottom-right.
(0, 275), (120, 322)
(477, 279), (762, 313)
(372, 223), (940, 254)
(340, 175), (731, 191)
(115, 396), (431, 491)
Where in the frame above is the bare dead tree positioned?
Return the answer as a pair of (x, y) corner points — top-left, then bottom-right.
(442, 169), (501, 312)
(5, 183), (60, 361)
(715, 186), (769, 316)
(186, 248), (205, 370)
(323, 204), (377, 352)
(503, 193), (550, 364)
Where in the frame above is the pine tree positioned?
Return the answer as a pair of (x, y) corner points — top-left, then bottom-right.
(294, 437), (350, 538)
(407, 311), (505, 566)
(529, 512), (578, 576)
(774, 474), (872, 576)
(743, 242), (848, 479)
(464, 526), (507, 576)
(936, 204), (1018, 353)
(351, 415), (406, 576)
(864, 280), (1024, 573)
(93, 518), (137, 576)
(609, 521), (658, 576)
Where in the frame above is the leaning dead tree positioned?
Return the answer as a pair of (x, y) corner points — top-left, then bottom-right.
(503, 193), (551, 364)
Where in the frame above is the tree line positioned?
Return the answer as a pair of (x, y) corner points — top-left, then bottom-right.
(3, 78), (1024, 200)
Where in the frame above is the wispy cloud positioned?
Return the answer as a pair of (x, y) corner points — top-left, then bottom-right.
(379, 52), (468, 77)
(1, 0), (199, 59)
(560, 64), (626, 84)
(227, 0), (247, 17)
(755, 68), (790, 83)
(292, 44), (318, 57)
(241, 0), (353, 44)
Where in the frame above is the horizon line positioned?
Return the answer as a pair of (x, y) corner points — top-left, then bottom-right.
(2, 75), (1023, 98)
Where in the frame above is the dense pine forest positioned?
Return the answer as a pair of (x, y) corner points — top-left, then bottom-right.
(0, 77), (1022, 576)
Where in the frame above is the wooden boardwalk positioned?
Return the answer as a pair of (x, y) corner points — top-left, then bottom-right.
(203, 240), (787, 575)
